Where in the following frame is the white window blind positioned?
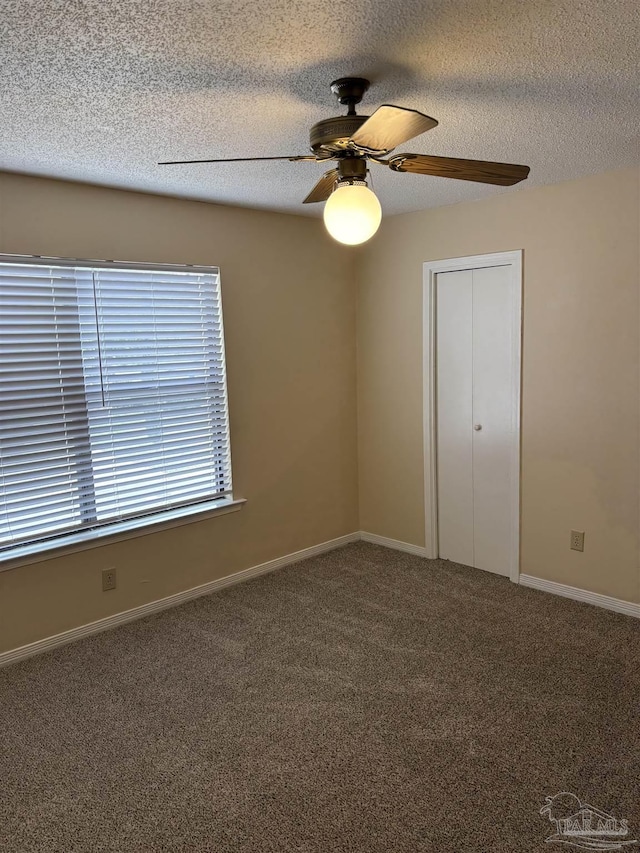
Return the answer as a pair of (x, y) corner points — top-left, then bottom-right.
(0, 257), (232, 555)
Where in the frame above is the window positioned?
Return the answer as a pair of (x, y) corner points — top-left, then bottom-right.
(0, 256), (233, 562)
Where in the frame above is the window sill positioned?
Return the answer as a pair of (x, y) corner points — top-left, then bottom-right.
(0, 497), (246, 573)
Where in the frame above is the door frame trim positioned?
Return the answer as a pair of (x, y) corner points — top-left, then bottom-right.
(422, 250), (523, 582)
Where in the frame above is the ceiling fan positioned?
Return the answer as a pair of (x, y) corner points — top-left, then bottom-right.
(159, 77), (530, 245)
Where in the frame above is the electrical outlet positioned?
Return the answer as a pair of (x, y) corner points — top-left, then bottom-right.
(102, 568), (117, 591)
(570, 530), (585, 552)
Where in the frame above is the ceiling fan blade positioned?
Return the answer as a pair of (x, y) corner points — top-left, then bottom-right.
(388, 153), (530, 185)
(303, 169), (339, 204)
(349, 105), (438, 153)
(158, 155), (314, 165)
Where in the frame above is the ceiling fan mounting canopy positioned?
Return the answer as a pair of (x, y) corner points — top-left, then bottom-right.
(329, 77), (370, 112)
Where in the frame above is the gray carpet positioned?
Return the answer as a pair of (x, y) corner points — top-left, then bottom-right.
(1, 542), (639, 852)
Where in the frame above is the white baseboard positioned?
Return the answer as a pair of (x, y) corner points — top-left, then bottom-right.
(359, 530), (430, 558)
(519, 574), (640, 619)
(363, 534), (640, 619)
(0, 532), (360, 669)
(5, 532), (637, 669)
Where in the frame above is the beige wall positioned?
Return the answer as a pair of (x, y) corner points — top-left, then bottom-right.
(1, 166), (638, 654)
(0, 173), (359, 652)
(357, 167), (640, 603)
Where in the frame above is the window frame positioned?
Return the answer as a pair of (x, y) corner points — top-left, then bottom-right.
(0, 253), (243, 571)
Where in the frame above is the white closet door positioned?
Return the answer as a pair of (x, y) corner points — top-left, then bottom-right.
(471, 265), (513, 576)
(436, 270), (474, 566)
(435, 264), (514, 577)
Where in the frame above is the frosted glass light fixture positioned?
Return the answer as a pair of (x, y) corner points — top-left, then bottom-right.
(323, 180), (382, 246)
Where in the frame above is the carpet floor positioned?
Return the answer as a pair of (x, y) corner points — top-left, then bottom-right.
(1, 542), (639, 852)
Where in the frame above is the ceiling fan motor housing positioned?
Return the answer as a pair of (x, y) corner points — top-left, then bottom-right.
(310, 115), (369, 155)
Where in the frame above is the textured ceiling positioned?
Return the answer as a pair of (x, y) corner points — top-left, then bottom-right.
(1, 0), (638, 216)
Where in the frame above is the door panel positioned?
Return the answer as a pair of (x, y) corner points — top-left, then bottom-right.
(436, 270), (474, 566)
(435, 264), (515, 578)
(471, 265), (513, 576)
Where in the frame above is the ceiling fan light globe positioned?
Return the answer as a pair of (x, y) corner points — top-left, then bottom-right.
(323, 183), (382, 245)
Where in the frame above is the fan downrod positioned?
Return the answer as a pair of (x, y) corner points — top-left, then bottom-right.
(330, 77), (370, 115)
